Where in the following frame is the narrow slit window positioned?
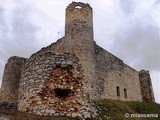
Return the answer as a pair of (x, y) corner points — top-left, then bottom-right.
(116, 86), (120, 97)
(124, 88), (127, 98)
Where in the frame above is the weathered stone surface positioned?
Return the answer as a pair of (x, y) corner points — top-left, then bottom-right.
(0, 56), (27, 103)
(139, 70), (155, 102)
(18, 52), (97, 118)
(0, 1), (155, 119)
(0, 102), (17, 111)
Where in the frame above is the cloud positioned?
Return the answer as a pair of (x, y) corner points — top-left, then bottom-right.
(118, 0), (136, 16)
(106, 0), (160, 103)
(0, 1), (41, 84)
(111, 19), (160, 71)
(93, 0), (160, 66)
(0, 1), (41, 56)
(0, 6), (7, 85)
(151, 71), (160, 103)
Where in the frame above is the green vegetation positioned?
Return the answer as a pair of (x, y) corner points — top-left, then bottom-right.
(0, 110), (80, 120)
(94, 99), (160, 120)
(0, 99), (160, 120)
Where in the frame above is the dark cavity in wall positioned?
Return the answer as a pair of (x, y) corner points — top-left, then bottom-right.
(39, 63), (83, 112)
(54, 88), (72, 98)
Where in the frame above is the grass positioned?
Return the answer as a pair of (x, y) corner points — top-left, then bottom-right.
(94, 99), (160, 120)
(0, 110), (81, 120)
(0, 99), (160, 120)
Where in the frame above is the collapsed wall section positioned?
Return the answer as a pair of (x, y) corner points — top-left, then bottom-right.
(18, 52), (98, 118)
(1, 56), (27, 103)
(139, 70), (155, 102)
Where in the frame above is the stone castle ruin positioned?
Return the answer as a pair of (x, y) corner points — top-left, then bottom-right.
(0, 2), (155, 119)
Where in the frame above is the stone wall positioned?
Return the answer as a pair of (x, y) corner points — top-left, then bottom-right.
(9, 2), (145, 103)
(139, 70), (155, 102)
(93, 45), (142, 101)
(0, 102), (17, 111)
(18, 52), (98, 119)
(0, 1), (155, 119)
(51, 2), (96, 101)
(1, 56), (27, 103)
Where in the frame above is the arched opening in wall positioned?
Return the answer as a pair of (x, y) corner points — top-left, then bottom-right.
(54, 88), (72, 98)
(75, 5), (82, 9)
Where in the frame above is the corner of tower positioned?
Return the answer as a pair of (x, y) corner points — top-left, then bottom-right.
(139, 70), (155, 102)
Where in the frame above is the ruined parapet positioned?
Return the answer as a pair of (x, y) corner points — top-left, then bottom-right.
(64, 2), (95, 53)
(65, 2), (93, 39)
(139, 70), (155, 102)
(1, 56), (27, 103)
(18, 52), (98, 119)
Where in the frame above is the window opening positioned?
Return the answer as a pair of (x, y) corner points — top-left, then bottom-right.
(116, 86), (120, 97)
(124, 88), (127, 98)
(75, 6), (82, 9)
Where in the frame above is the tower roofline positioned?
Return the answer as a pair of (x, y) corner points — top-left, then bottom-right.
(66, 2), (92, 10)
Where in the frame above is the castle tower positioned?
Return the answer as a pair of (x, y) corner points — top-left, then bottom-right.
(64, 2), (95, 53)
(1, 56), (26, 103)
(65, 2), (93, 40)
(63, 2), (96, 99)
(139, 70), (155, 102)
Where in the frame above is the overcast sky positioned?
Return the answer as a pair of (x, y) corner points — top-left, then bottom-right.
(0, 0), (160, 103)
